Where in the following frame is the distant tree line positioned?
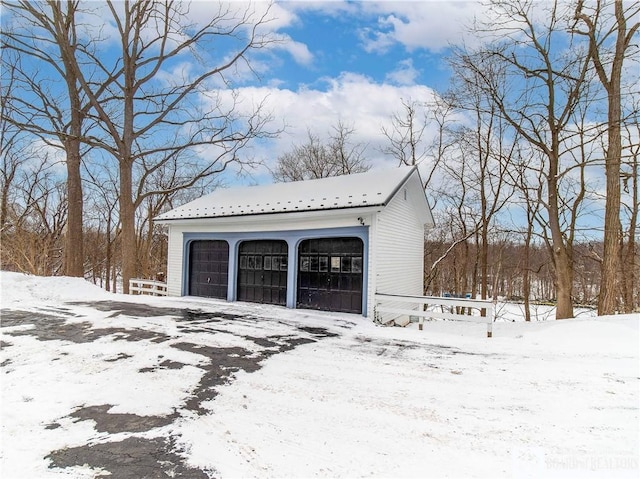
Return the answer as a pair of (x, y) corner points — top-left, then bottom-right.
(1, 0), (638, 317)
(424, 238), (630, 317)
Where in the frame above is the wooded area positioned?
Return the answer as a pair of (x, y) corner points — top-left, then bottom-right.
(1, 0), (638, 317)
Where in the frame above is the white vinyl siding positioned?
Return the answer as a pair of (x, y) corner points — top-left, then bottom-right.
(365, 216), (378, 318)
(374, 180), (425, 322)
(166, 227), (183, 296)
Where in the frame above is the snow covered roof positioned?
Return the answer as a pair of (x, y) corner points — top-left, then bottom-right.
(156, 166), (420, 221)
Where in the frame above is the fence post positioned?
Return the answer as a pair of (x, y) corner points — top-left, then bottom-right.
(487, 299), (496, 338)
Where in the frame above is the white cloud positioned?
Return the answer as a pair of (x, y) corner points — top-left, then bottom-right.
(24, 139), (67, 177)
(272, 1), (486, 56)
(154, 61), (196, 88)
(186, 1), (297, 31)
(359, 1), (484, 53)
(358, 25), (396, 54)
(385, 58), (420, 86)
(208, 72), (444, 182)
(274, 34), (314, 66)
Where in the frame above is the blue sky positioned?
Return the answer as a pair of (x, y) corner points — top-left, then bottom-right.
(4, 0), (482, 183)
(265, 3), (452, 91)
(6, 0), (637, 237)
(267, 2), (469, 91)
(192, 0), (488, 183)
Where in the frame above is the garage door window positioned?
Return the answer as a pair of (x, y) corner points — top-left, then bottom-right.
(297, 237), (363, 314)
(237, 240), (288, 306)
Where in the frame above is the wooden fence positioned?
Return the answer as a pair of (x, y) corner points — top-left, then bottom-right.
(374, 293), (495, 338)
(129, 278), (168, 296)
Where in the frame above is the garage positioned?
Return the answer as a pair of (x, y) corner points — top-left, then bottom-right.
(158, 166), (434, 319)
(188, 240), (229, 299)
(297, 237), (363, 314)
(237, 240), (288, 306)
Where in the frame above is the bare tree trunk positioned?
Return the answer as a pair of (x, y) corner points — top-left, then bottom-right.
(4, 1), (87, 277)
(144, 206), (155, 279)
(105, 217), (111, 293)
(523, 224), (532, 322)
(598, 43), (623, 314)
(63, 125), (83, 277)
(599, 99), (622, 314)
(554, 248), (574, 319)
(120, 160), (135, 293)
(574, 0), (640, 315)
(621, 135), (638, 312)
(549, 156), (574, 319)
(480, 223), (489, 301)
(56, 1), (84, 278)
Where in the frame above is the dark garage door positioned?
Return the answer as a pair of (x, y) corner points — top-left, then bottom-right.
(237, 240), (288, 306)
(189, 240), (229, 299)
(297, 238), (363, 314)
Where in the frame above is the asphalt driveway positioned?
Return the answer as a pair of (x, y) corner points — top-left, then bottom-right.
(1, 300), (343, 478)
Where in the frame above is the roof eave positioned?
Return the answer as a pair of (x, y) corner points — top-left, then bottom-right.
(154, 204), (383, 224)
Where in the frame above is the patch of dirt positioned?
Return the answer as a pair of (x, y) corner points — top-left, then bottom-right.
(1, 309), (173, 344)
(69, 404), (178, 434)
(104, 352), (133, 362)
(70, 301), (250, 323)
(47, 436), (212, 479)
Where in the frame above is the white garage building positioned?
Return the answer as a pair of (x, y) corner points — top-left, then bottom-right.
(155, 166), (433, 318)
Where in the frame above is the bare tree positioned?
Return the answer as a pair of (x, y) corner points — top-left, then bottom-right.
(0, 52), (24, 233)
(509, 148), (545, 321)
(0, 147), (67, 275)
(52, 0), (277, 292)
(446, 58), (517, 301)
(381, 98), (429, 168)
(1, 47), (67, 275)
(573, 0), (640, 314)
(328, 121), (370, 175)
(454, 0), (595, 318)
(2, 0), (97, 277)
(383, 96), (479, 295)
(620, 109), (639, 312)
(272, 122), (370, 182)
(430, 134), (481, 297)
(83, 159), (120, 291)
(381, 97), (452, 196)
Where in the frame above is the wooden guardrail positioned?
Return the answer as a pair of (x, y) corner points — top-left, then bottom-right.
(374, 293), (496, 338)
(129, 278), (168, 296)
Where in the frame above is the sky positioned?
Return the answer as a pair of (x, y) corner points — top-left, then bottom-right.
(5, 0), (638, 236)
(257, 1), (472, 91)
(6, 0), (489, 184)
(187, 0), (488, 184)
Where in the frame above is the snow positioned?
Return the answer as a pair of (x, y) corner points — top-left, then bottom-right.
(155, 166), (417, 220)
(1, 271), (639, 478)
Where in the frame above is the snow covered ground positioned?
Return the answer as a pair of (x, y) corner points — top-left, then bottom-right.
(1, 271), (638, 478)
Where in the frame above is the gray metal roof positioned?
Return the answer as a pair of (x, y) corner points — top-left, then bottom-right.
(156, 166), (419, 221)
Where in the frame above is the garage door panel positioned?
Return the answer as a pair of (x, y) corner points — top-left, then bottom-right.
(237, 240), (288, 306)
(189, 240), (229, 299)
